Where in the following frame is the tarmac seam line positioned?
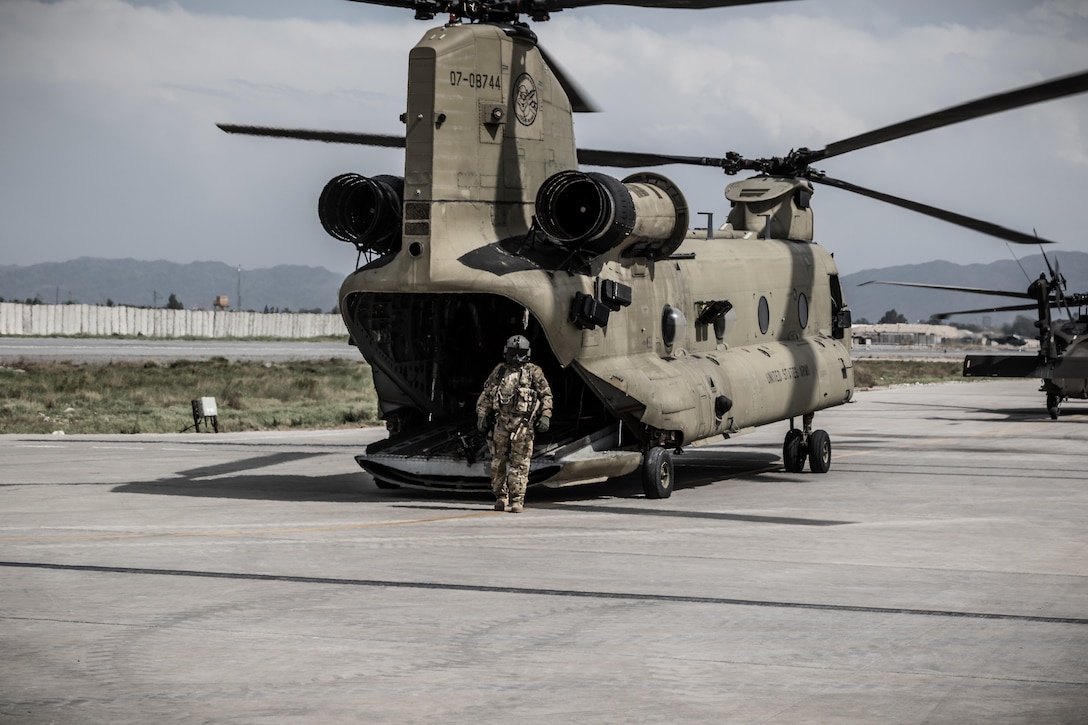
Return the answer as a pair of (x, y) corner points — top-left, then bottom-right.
(4, 560), (1086, 626)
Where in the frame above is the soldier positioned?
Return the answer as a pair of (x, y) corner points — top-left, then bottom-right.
(476, 335), (553, 513)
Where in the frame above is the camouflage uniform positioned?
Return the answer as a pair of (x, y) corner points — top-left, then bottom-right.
(476, 361), (553, 510)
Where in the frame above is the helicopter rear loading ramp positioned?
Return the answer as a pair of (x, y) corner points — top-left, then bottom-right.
(219, 0), (1088, 495)
(358, 419), (642, 491)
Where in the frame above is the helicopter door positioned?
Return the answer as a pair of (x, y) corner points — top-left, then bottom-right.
(829, 274), (851, 340)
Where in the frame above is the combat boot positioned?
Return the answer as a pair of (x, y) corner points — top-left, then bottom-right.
(494, 498), (506, 511)
(510, 502), (524, 513)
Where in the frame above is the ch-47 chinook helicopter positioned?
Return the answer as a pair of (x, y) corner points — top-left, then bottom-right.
(864, 253), (1088, 420)
(219, 0), (1088, 497)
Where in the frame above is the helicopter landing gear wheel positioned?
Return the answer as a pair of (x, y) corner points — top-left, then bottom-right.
(1047, 392), (1062, 420)
(783, 429), (806, 472)
(808, 429), (832, 474)
(642, 446), (674, 499)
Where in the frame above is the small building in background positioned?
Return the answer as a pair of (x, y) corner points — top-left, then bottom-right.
(852, 323), (975, 347)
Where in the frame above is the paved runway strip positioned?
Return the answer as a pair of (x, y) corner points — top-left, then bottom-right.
(2, 380), (1086, 724)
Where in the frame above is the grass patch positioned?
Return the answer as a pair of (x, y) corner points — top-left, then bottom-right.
(0, 358), (379, 434)
(0, 357), (969, 434)
(853, 360), (965, 389)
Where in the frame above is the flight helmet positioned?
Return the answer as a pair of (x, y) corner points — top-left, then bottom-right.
(504, 335), (531, 364)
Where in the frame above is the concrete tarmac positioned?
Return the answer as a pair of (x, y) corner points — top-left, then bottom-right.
(2, 380), (1086, 724)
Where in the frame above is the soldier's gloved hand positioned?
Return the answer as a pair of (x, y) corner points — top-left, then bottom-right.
(536, 416), (550, 433)
(477, 415), (489, 433)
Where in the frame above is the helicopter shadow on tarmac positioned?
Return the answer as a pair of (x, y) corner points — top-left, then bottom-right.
(112, 447), (795, 513)
(112, 449), (391, 503)
(112, 470), (387, 503)
(868, 397), (1084, 423)
(381, 450), (856, 527)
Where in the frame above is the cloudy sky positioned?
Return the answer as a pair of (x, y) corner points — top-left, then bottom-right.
(1, 0), (1086, 276)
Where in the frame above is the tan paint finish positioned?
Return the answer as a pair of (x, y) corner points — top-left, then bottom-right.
(339, 22), (853, 450)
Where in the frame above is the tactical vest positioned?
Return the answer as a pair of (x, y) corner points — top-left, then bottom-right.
(493, 365), (539, 416)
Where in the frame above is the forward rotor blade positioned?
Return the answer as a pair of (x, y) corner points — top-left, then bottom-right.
(859, 280), (1034, 300)
(935, 303), (1041, 319)
(538, 45), (598, 113)
(216, 125), (705, 164)
(577, 148), (726, 168)
(217, 125), (723, 168)
(217, 124), (406, 148)
(807, 69), (1088, 164)
(342, 0), (418, 8)
(536, 0), (793, 8)
(216, 125), (705, 163)
(813, 175), (1055, 246)
(340, 0), (794, 13)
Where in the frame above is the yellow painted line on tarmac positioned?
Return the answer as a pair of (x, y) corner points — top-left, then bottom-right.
(0, 510), (499, 543)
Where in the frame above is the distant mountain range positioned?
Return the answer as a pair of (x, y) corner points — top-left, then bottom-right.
(2, 253), (1084, 326)
(842, 251), (1088, 325)
(0, 258), (346, 313)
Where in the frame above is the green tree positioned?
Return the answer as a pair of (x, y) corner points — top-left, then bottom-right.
(879, 309), (908, 324)
(166, 293), (184, 310)
(1002, 315), (1037, 338)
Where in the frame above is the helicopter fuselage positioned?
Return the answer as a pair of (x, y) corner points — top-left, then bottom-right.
(323, 22), (853, 488)
(216, 8), (1088, 488)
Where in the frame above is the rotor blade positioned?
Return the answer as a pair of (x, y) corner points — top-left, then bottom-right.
(342, 0), (426, 9)
(935, 303), (1042, 319)
(859, 280), (1034, 300)
(536, 0), (792, 7)
(577, 147), (726, 168)
(538, 44), (598, 113)
(813, 175), (1056, 246)
(218, 125), (717, 162)
(807, 69), (1088, 163)
(1041, 245), (1058, 280)
(340, 0), (795, 13)
(216, 125), (700, 163)
(217, 124), (406, 148)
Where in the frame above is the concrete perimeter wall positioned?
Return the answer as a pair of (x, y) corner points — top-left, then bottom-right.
(0, 303), (347, 339)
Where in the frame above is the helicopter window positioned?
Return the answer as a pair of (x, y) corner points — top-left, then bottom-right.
(662, 305), (686, 350)
(758, 296), (770, 335)
(797, 292), (809, 329)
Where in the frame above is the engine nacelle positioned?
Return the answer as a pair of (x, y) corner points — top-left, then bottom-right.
(535, 170), (689, 260)
(318, 173), (404, 257)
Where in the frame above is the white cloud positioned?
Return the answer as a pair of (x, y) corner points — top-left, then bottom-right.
(0, 0), (1086, 276)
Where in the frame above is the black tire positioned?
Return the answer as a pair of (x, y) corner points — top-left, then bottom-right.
(642, 447), (674, 499)
(782, 429), (806, 473)
(808, 429), (831, 474)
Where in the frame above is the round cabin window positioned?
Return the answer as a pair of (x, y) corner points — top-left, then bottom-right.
(797, 292), (809, 329)
(662, 304), (686, 350)
(758, 296), (770, 335)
